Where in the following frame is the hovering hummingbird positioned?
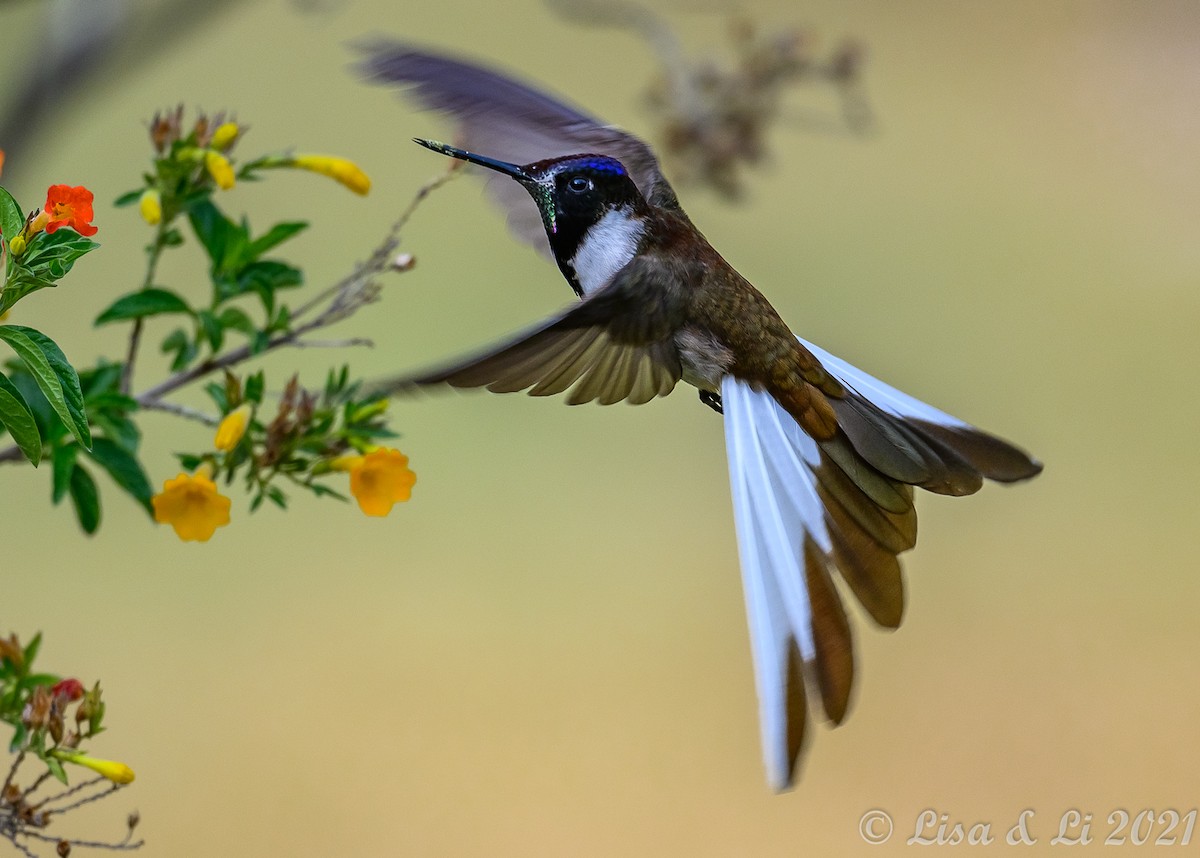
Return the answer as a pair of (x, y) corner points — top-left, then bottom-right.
(356, 41), (1042, 791)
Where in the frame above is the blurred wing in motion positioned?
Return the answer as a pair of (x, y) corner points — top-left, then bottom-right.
(724, 340), (1040, 790)
(371, 260), (684, 406)
(354, 39), (681, 257)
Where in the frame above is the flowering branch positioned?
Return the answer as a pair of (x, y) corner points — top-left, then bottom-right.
(1, 632), (141, 856)
(0, 110), (448, 538)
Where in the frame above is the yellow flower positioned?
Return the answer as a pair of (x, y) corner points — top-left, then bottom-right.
(288, 154), (371, 195)
(209, 121), (240, 151)
(205, 150), (235, 190)
(333, 448), (415, 516)
(213, 404), (252, 452)
(152, 463), (231, 541)
(138, 189), (162, 225)
(50, 750), (135, 784)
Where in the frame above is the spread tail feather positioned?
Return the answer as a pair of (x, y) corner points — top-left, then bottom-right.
(722, 341), (1040, 791)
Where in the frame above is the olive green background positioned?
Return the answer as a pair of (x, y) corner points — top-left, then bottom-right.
(1, 1), (1197, 854)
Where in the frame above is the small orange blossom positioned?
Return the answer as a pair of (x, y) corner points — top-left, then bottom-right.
(44, 185), (98, 236)
(333, 448), (415, 516)
(152, 462), (231, 541)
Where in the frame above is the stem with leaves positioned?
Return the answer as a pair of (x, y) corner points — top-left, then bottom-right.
(0, 167), (454, 466)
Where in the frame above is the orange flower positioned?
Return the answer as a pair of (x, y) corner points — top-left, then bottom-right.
(44, 185), (98, 236)
(152, 463), (232, 541)
(0, 149), (5, 178)
(333, 448), (416, 516)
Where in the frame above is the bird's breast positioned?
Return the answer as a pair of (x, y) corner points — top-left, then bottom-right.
(676, 326), (735, 392)
(568, 208), (646, 295)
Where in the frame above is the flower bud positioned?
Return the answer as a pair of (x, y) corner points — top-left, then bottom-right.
(205, 150), (236, 190)
(288, 154), (371, 195)
(214, 404), (253, 452)
(139, 189), (162, 225)
(209, 121), (240, 151)
(50, 750), (135, 784)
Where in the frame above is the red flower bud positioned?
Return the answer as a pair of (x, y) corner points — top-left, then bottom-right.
(52, 678), (85, 703)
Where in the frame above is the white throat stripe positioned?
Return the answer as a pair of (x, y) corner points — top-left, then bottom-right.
(569, 207), (645, 295)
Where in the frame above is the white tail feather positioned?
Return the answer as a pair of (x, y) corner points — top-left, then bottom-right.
(722, 375), (828, 790)
(722, 342), (973, 789)
(798, 336), (969, 428)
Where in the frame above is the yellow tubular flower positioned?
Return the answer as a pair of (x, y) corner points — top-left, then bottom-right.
(213, 404), (252, 452)
(334, 448), (415, 516)
(205, 150), (235, 190)
(138, 189), (162, 225)
(209, 121), (240, 151)
(50, 750), (135, 784)
(288, 154), (371, 195)
(152, 462), (232, 542)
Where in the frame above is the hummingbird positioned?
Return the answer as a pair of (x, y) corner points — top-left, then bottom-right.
(356, 41), (1043, 791)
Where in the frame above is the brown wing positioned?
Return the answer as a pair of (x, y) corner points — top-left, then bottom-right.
(373, 257), (685, 406)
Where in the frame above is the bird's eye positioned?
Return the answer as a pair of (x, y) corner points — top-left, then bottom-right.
(567, 176), (592, 194)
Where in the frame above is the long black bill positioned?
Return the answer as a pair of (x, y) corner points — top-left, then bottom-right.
(412, 138), (532, 183)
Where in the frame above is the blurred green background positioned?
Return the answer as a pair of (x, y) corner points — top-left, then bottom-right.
(2, 0), (1198, 854)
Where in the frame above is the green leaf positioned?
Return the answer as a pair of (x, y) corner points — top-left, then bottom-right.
(161, 328), (198, 372)
(95, 288), (193, 325)
(244, 371), (265, 404)
(89, 411), (140, 453)
(241, 260), (303, 293)
(308, 482), (348, 501)
(0, 186), (22, 246)
(52, 443), (79, 504)
(113, 189), (143, 207)
(266, 485), (288, 509)
(0, 371), (42, 465)
(188, 199), (247, 273)
(68, 464), (101, 534)
(23, 632), (42, 668)
(217, 306), (256, 335)
(249, 330), (270, 355)
(247, 221), (308, 258)
(198, 309), (224, 351)
(203, 381), (228, 413)
(85, 436), (153, 514)
(20, 230), (99, 279)
(79, 362), (123, 399)
(0, 325), (90, 449)
(46, 755), (68, 785)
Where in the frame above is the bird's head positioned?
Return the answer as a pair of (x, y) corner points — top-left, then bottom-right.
(415, 139), (649, 294)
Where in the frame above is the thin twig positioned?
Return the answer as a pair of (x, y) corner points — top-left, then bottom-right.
(291, 337), (374, 349)
(120, 222), (170, 396)
(291, 166), (457, 323)
(32, 776), (106, 811)
(39, 783), (119, 816)
(22, 829), (144, 851)
(5, 833), (38, 858)
(137, 399), (218, 427)
(1, 750), (24, 799)
(19, 770), (52, 802)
